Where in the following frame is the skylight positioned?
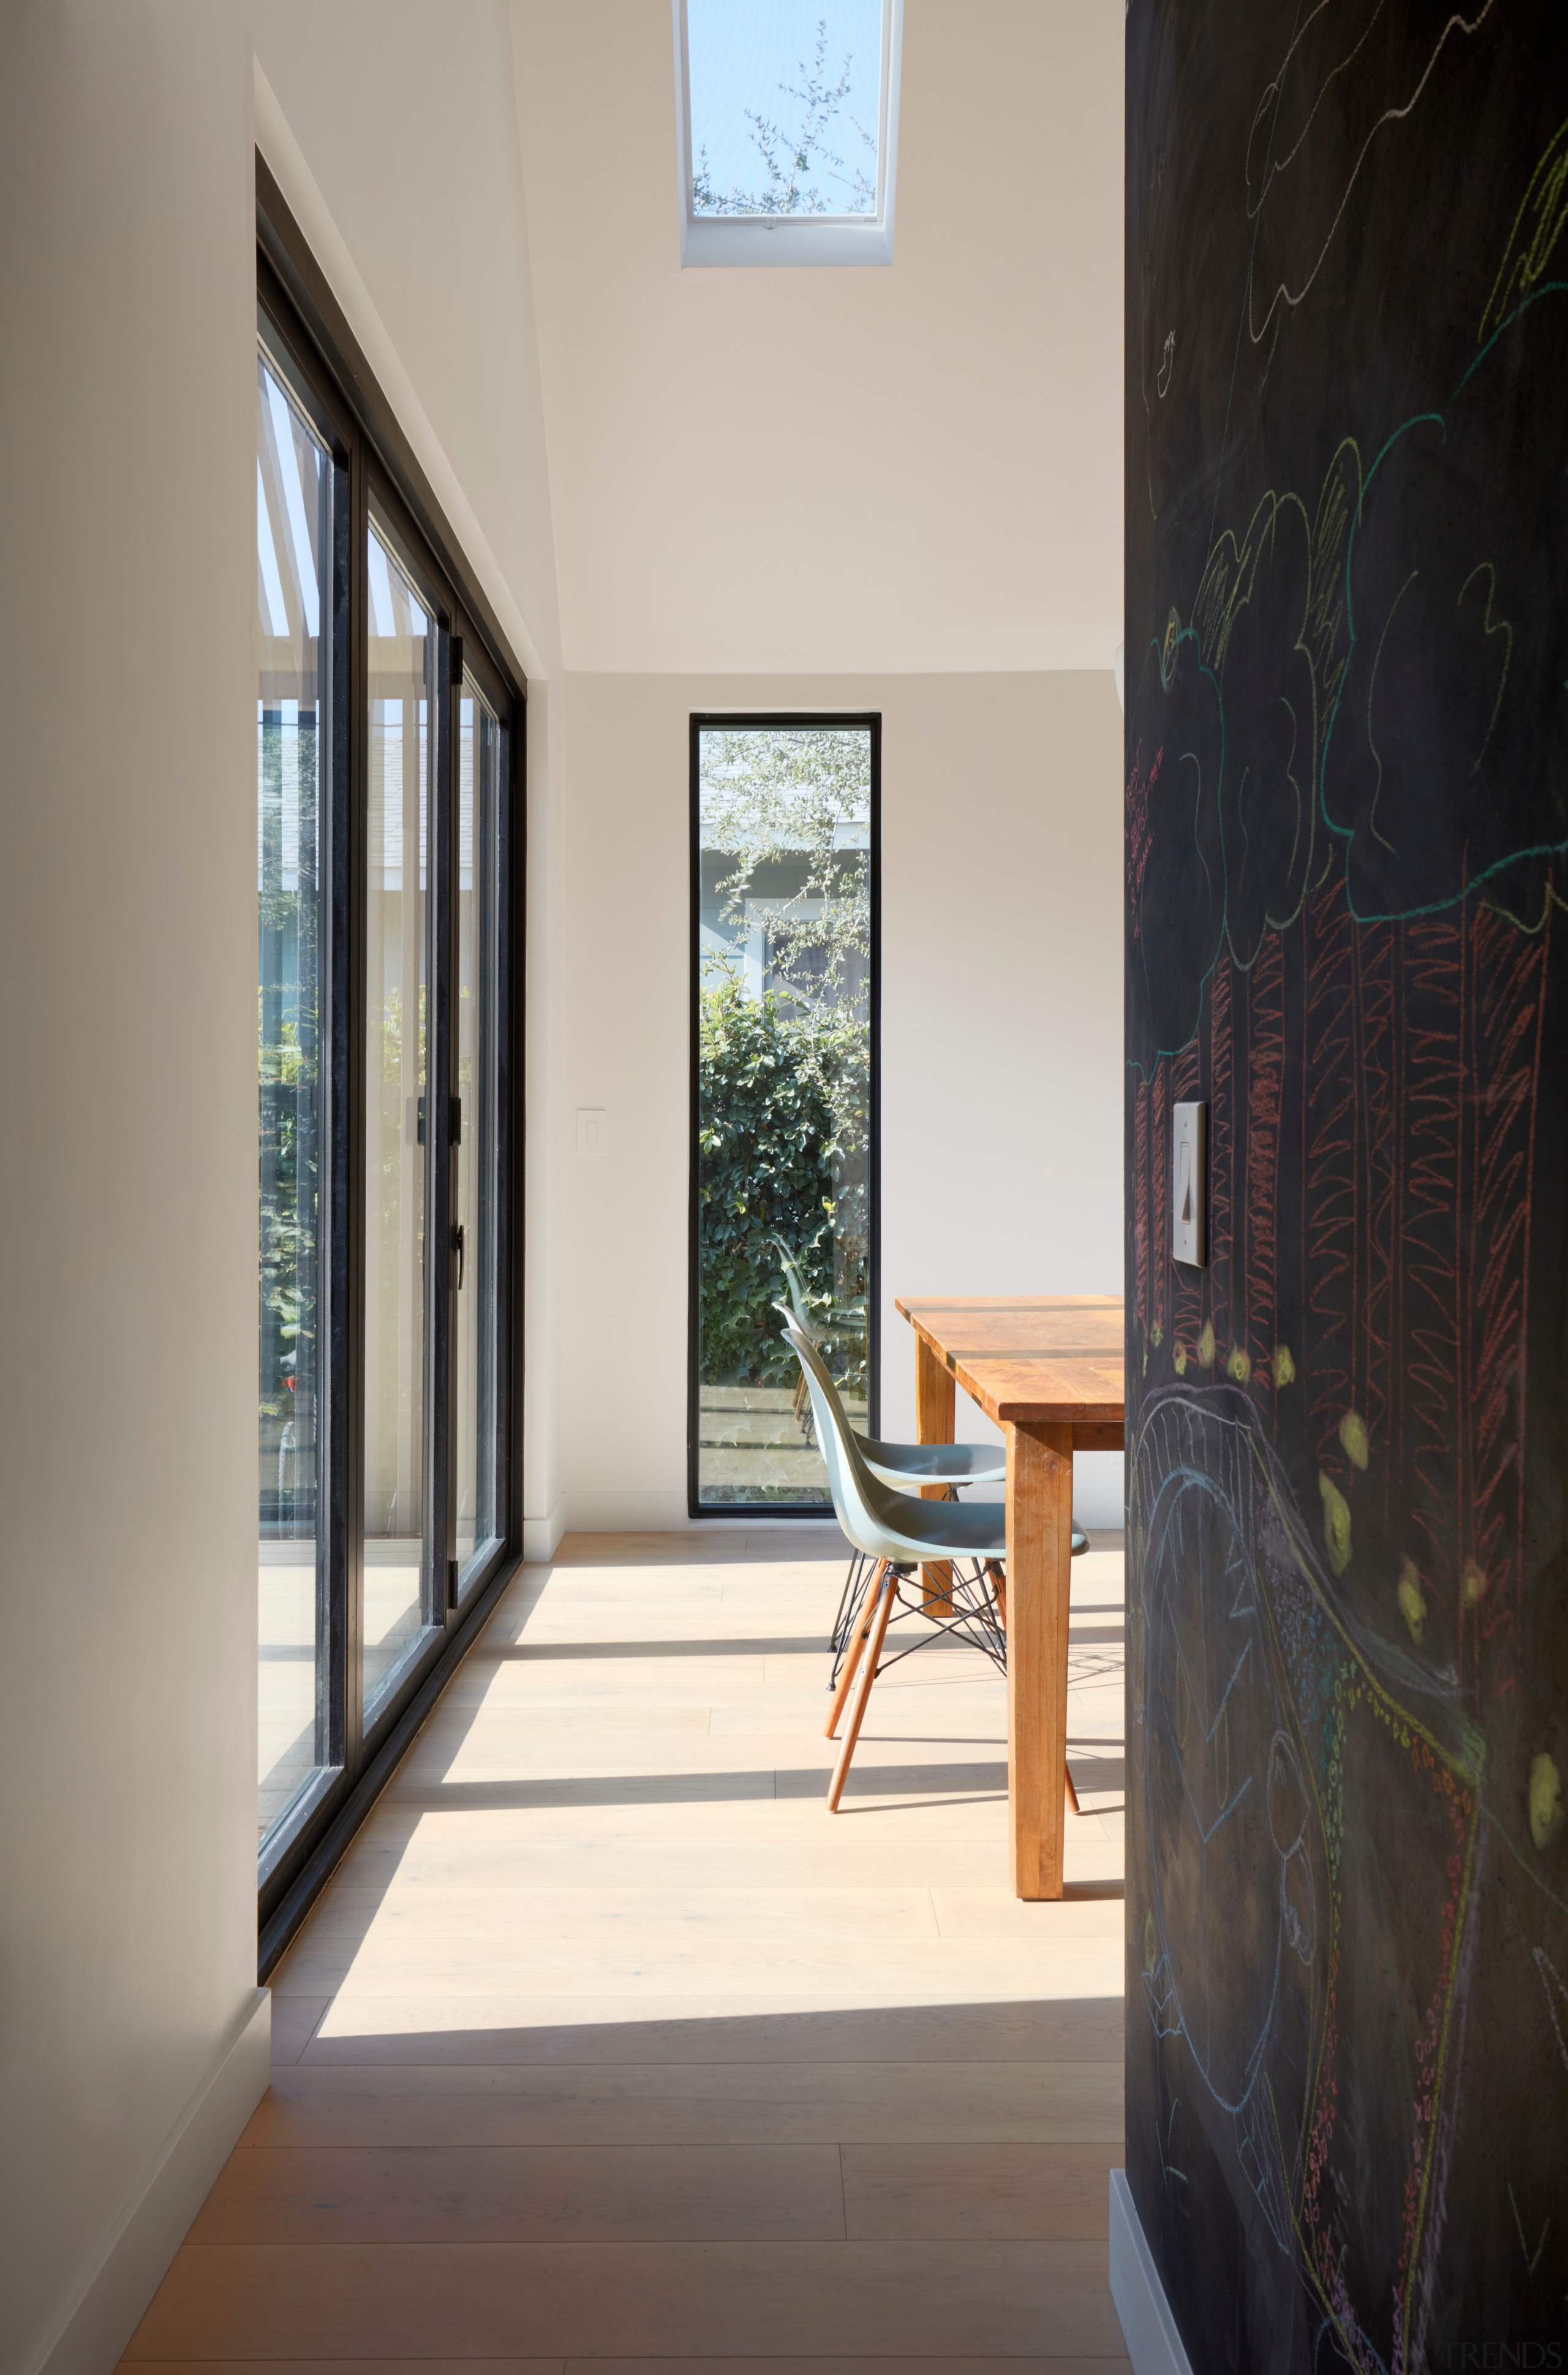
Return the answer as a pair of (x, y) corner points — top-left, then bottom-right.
(674, 0), (903, 266)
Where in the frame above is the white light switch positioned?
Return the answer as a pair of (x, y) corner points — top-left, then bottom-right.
(576, 1108), (607, 1157)
(1172, 1100), (1207, 1267)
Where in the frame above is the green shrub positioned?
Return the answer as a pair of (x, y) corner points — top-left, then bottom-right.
(697, 976), (864, 1391)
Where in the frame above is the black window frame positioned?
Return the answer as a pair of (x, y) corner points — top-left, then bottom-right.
(687, 709), (882, 1519)
(256, 165), (526, 1977)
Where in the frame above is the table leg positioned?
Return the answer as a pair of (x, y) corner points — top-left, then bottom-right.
(914, 1331), (956, 1615)
(1005, 1419), (1074, 1899)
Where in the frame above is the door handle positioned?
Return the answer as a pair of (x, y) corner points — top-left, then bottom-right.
(452, 1221), (466, 1291)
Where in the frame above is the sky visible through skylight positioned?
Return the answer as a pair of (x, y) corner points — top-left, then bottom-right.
(688, 0), (883, 217)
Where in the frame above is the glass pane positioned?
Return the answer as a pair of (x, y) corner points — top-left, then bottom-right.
(364, 507), (434, 1714)
(454, 674), (503, 1587)
(695, 725), (872, 1505)
(257, 322), (331, 1848)
(687, 0), (883, 217)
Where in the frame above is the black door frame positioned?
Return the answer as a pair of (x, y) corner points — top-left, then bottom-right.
(687, 709), (883, 1518)
(255, 182), (527, 1978)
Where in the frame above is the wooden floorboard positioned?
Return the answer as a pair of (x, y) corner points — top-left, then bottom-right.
(123, 1528), (1127, 2364)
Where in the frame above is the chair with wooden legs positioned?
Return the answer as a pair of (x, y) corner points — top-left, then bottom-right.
(768, 1302), (1008, 1669)
(780, 1315), (1087, 1813)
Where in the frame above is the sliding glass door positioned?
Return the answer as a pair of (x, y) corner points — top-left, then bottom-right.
(255, 252), (522, 1915)
(453, 671), (504, 1592)
(256, 320), (333, 1844)
(363, 507), (437, 1715)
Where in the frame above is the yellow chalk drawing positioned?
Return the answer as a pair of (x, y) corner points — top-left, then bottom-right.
(1339, 1410), (1370, 1470)
(1173, 1344), (1188, 1376)
(1275, 1342), (1296, 1386)
(1462, 1559), (1487, 1606)
(1150, 1324), (1164, 1348)
(1528, 1753), (1564, 1852)
(1319, 1471), (1352, 1576)
(1479, 116), (1568, 346)
(1227, 1346), (1251, 1383)
(1144, 1909), (1158, 1974)
(1198, 1320), (1215, 1368)
(1455, 562), (1513, 778)
(1396, 1558), (1427, 1643)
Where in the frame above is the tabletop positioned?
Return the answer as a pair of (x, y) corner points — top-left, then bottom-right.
(894, 1294), (1126, 1430)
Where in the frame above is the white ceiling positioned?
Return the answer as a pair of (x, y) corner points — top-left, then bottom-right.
(510, 0), (1123, 676)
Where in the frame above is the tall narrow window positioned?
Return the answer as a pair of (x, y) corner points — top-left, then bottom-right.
(454, 671), (503, 1589)
(257, 320), (331, 1848)
(363, 507), (436, 1715)
(691, 717), (878, 1510)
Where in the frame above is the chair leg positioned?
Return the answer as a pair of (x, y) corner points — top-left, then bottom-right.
(827, 1565), (897, 1812)
(829, 1549), (864, 1661)
(1065, 1760), (1080, 1817)
(824, 1559), (885, 1739)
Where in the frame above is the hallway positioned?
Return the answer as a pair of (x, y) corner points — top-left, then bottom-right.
(124, 1527), (1131, 2368)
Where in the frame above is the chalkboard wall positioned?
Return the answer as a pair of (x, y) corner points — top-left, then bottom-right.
(1124, 3), (1568, 2365)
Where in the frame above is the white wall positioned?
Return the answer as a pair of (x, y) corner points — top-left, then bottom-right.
(0, 10), (261, 2368)
(560, 670), (1125, 1533)
(251, 0), (570, 1553)
(513, 0), (1125, 674)
(514, 0), (1128, 1530)
(0, 6), (564, 2367)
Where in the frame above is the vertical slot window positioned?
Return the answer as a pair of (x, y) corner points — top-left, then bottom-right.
(363, 508), (435, 1715)
(692, 719), (878, 1508)
(257, 323), (331, 1848)
(453, 673), (503, 1588)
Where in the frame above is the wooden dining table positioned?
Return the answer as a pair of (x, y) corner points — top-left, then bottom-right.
(894, 1294), (1125, 1900)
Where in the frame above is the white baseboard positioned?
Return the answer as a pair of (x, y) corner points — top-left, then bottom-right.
(28, 1987), (271, 2375)
(558, 1465), (1124, 1539)
(563, 1487), (707, 1533)
(1109, 2169), (1194, 2375)
(562, 1488), (848, 1536)
(521, 1492), (566, 1563)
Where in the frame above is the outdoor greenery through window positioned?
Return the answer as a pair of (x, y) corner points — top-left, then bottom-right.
(687, 0), (884, 217)
(693, 720), (876, 1508)
(257, 316), (330, 1847)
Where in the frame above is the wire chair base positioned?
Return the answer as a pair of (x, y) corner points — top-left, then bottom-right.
(829, 1555), (1006, 1691)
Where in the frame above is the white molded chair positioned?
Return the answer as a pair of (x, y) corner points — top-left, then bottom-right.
(780, 1315), (1087, 1813)
(768, 1301), (1009, 1663)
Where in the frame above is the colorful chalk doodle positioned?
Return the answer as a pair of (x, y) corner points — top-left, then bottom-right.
(1126, 2), (1568, 2366)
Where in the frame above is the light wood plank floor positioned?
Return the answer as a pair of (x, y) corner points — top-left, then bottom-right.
(125, 1526), (1129, 2372)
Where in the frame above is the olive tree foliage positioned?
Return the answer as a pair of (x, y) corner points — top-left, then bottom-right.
(698, 728), (872, 1395)
(691, 19), (876, 218)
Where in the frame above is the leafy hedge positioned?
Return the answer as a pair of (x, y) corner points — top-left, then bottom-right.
(697, 977), (853, 1389)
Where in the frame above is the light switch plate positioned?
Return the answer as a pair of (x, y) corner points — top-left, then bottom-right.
(576, 1108), (607, 1157)
(1172, 1100), (1207, 1267)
